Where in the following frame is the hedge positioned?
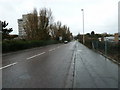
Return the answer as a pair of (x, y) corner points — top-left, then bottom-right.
(2, 40), (59, 53)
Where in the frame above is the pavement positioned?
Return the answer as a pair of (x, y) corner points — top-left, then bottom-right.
(73, 42), (118, 88)
(2, 41), (119, 88)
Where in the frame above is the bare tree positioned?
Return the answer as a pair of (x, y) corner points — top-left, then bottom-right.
(23, 8), (72, 41)
(24, 8), (38, 40)
(38, 8), (53, 40)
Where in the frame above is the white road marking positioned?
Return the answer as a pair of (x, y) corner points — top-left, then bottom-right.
(112, 60), (117, 63)
(57, 46), (60, 48)
(26, 52), (45, 60)
(0, 62), (18, 70)
(77, 50), (82, 52)
(49, 48), (55, 52)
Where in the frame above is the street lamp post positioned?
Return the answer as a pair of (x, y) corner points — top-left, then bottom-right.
(81, 9), (85, 44)
(105, 37), (107, 60)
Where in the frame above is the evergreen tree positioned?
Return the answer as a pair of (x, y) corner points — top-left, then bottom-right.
(2, 21), (13, 40)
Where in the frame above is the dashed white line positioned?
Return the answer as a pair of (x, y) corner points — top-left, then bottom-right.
(77, 50), (82, 52)
(26, 52), (46, 60)
(49, 48), (55, 52)
(0, 62), (18, 70)
(112, 60), (117, 63)
(2, 46), (61, 69)
(57, 46), (60, 48)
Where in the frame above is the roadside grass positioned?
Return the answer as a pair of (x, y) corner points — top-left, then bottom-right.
(2, 40), (59, 53)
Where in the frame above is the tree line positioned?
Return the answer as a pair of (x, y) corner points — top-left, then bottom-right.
(74, 31), (114, 42)
(23, 8), (73, 42)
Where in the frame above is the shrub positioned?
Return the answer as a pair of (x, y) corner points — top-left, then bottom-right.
(2, 40), (59, 53)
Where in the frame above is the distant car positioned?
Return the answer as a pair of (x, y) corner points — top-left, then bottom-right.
(64, 41), (68, 44)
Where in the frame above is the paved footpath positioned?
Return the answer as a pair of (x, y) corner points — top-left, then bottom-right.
(73, 42), (118, 88)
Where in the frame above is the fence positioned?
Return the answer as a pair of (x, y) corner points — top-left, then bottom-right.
(82, 40), (119, 62)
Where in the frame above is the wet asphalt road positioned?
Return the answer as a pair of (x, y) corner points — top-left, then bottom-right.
(2, 41), (118, 88)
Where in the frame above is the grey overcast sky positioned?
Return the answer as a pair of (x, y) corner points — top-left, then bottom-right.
(0, 0), (119, 35)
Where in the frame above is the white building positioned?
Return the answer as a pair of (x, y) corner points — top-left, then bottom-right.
(104, 36), (115, 42)
(18, 15), (27, 38)
(0, 21), (2, 39)
(118, 2), (120, 42)
(0, 21), (2, 32)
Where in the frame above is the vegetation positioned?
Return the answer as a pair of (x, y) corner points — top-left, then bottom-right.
(2, 8), (73, 53)
(23, 8), (73, 41)
(2, 21), (13, 40)
(75, 31), (119, 62)
(2, 40), (58, 53)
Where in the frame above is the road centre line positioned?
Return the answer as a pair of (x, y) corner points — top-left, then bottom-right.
(112, 60), (117, 63)
(26, 52), (46, 60)
(49, 48), (55, 52)
(0, 62), (18, 70)
(57, 46), (60, 48)
(77, 50), (82, 52)
(2, 45), (61, 69)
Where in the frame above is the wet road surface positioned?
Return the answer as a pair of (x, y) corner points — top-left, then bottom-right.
(74, 42), (118, 88)
(2, 41), (118, 88)
(2, 42), (76, 88)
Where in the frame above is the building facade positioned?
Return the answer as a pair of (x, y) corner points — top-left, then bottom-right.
(0, 21), (2, 40)
(102, 33), (120, 43)
(0, 21), (2, 32)
(18, 15), (27, 38)
(118, 2), (120, 43)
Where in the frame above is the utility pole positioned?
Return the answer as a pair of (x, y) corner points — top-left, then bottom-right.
(105, 37), (107, 60)
(81, 9), (85, 44)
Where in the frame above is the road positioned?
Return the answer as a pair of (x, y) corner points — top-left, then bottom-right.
(2, 41), (118, 88)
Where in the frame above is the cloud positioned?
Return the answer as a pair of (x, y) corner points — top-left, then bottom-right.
(0, 0), (119, 35)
